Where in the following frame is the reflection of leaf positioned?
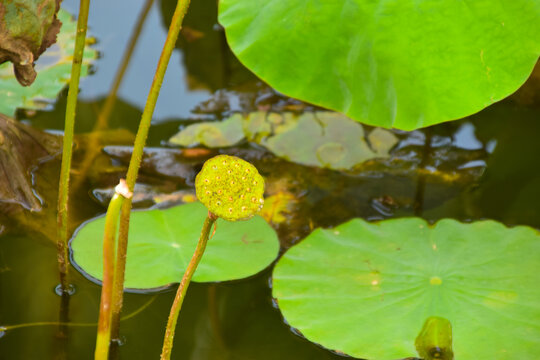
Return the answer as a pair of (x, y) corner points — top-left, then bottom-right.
(273, 218), (540, 359)
(0, 9), (98, 116)
(424, 102), (540, 227)
(260, 192), (295, 225)
(159, 0), (255, 91)
(219, 0), (540, 130)
(170, 111), (398, 170)
(71, 202), (279, 290)
(0, 0), (61, 86)
(0, 114), (61, 211)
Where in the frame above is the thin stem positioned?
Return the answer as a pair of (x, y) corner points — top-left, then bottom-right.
(413, 129), (432, 216)
(72, 0), (155, 193)
(57, 0), (91, 290)
(95, 185), (128, 360)
(208, 285), (228, 353)
(0, 295), (157, 332)
(160, 213), (218, 360)
(109, 0), (192, 341)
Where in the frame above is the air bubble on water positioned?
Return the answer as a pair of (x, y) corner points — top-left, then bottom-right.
(54, 283), (76, 296)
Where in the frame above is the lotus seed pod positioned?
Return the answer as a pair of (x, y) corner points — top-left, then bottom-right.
(195, 155), (265, 221)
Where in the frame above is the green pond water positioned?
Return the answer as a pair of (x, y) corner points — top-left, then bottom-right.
(1, 0), (539, 359)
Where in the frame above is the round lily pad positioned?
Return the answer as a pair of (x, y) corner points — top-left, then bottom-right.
(272, 218), (540, 359)
(219, 0), (540, 130)
(71, 202), (279, 290)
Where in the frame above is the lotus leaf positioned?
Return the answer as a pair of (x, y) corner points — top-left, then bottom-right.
(169, 112), (398, 170)
(219, 0), (540, 130)
(169, 115), (244, 148)
(273, 218), (540, 359)
(71, 201), (279, 290)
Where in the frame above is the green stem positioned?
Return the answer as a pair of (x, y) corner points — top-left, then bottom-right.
(160, 213), (218, 360)
(57, 0), (91, 291)
(109, 0), (192, 341)
(0, 295), (157, 332)
(95, 189), (126, 360)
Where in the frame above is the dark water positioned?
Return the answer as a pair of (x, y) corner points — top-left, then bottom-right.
(1, 0), (539, 359)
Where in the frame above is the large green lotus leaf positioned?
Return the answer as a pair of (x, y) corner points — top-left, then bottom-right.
(273, 218), (540, 359)
(71, 202), (279, 290)
(218, 0), (540, 130)
(0, 9), (97, 116)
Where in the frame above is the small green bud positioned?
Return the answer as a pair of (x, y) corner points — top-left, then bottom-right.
(195, 155), (265, 221)
(415, 316), (454, 360)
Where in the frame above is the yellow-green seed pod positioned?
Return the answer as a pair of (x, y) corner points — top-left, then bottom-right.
(195, 155), (265, 221)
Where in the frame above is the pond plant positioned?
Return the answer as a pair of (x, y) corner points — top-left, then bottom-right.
(415, 316), (453, 360)
(161, 154), (265, 359)
(70, 159), (277, 357)
(272, 218), (540, 358)
(0, 0), (539, 359)
(57, 0), (91, 294)
(72, 154), (270, 358)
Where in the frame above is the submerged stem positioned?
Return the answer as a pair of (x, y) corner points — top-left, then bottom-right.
(160, 213), (218, 360)
(57, 0), (91, 290)
(0, 295), (157, 332)
(95, 185), (128, 360)
(108, 0), (192, 342)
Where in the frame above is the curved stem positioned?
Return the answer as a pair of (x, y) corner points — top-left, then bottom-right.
(109, 0), (192, 342)
(57, 0), (91, 291)
(95, 187), (127, 360)
(160, 213), (217, 360)
(0, 295), (157, 332)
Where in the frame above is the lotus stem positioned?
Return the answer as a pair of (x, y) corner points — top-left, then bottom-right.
(108, 0), (192, 342)
(94, 181), (131, 360)
(0, 295), (156, 332)
(57, 0), (91, 291)
(160, 155), (265, 359)
(160, 212), (218, 360)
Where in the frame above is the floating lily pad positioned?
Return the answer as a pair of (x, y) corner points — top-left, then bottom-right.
(219, 0), (540, 130)
(71, 201), (279, 290)
(169, 112), (398, 170)
(272, 218), (540, 359)
(169, 115), (244, 148)
(262, 112), (379, 169)
(0, 9), (97, 116)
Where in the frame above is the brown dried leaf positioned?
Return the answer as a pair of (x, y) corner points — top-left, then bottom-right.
(0, 113), (61, 210)
(0, 0), (62, 86)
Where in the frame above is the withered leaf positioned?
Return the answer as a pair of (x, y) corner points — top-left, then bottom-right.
(0, 0), (62, 86)
(0, 113), (61, 210)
